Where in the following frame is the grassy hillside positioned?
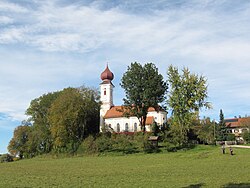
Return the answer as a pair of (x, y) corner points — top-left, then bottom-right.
(1, 145), (250, 187)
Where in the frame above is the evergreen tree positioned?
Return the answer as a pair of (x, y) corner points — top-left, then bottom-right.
(217, 109), (227, 141)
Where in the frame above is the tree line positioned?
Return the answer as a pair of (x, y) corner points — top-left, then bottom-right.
(7, 62), (250, 158)
(8, 86), (100, 158)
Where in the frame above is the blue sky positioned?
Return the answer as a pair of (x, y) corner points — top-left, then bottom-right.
(1, 0), (250, 153)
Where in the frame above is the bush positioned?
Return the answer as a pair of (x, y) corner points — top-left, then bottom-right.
(79, 136), (98, 154)
(226, 134), (235, 141)
(78, 132), (164, 155)
(111, 134), (137, 154)
(0, 154), (14, 163)
(95, 134), (113, 152)
(242, 131), (250, 144)
(163, 141), (177, 152)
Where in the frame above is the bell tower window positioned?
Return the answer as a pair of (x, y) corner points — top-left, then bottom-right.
(104, 88), (106, 95)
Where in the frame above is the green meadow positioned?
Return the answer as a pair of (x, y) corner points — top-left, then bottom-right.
(1, 146), (250, 188)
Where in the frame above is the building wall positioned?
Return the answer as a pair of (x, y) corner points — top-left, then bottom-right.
(104, 111), (167, 132)
(100, 82), (114, 130)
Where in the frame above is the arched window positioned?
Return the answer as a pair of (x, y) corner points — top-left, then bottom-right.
(125, 123), (129, 132)
(116, 123), (120, 132)
(104, 88), (106, 95)
(134, 123), (137, 132)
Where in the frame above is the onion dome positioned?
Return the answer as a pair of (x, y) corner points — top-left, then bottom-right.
(101, 64), (114, 81)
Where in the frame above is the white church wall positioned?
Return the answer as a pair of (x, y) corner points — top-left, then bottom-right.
(147, 111), (167, 125)
(105, 117), (142, 132)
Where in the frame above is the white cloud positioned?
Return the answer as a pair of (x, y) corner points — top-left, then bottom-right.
(0, 1), (28, 13)
(0, 0), (250, 120)
(0, 16), (13, 25)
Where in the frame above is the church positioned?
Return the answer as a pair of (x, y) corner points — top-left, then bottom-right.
(99, 65), (167, 132)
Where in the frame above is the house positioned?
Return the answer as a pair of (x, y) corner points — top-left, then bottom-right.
(225, 117), (250, 141)
(99, 65), (167, 132)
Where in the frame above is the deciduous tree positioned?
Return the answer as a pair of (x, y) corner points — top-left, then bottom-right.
(26, 91), (61, 153)
(49, 87), (100, 152)
(8, 123), (31, 158)
(120, 62), (167, 132)
(167, 65), (211, 145)
(197, 117), (216, 144)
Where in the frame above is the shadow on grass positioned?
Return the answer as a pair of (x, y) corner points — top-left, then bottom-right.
(182, 183), (205, 188)
(223, 183), (250, 188)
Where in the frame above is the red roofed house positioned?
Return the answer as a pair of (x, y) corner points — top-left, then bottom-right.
(99, 65), (167, 132)
(225, 117), (249, 141)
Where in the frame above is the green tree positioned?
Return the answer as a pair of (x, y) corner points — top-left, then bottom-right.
(240, 117), (250, 143)
(120, 62), (167, 132)
(242, 131), (250, 143)
(197, 117), (216, 144)
(26, 91), (61, 154)
(49, 87), (100, 152)
(217, 109), (227, 141)
(8, 123), (31, 158)
(167, 65), (211, 146)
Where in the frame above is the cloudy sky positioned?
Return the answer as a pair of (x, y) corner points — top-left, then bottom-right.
(1, 0), (250, 153)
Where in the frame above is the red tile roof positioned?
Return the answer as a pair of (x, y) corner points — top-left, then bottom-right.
(145, 116), (154, 125)
(225, 118), (250, 128)
(104, 106), (125, 118)
(104, 106), (156, 125)
(104, 106), (163, 119)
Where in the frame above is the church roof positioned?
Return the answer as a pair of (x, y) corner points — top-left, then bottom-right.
(145, 116), (154, 125)
(101, 64), (114, 81)
(104, 106), (162, 119)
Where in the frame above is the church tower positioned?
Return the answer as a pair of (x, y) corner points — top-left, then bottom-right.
(100, 64), (114, 130)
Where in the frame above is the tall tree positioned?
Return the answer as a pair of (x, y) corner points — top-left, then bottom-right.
(8, 122), (31, 158)
(217, 109), (227, 141)
(120, 62), (167, 132)
(49, 87), (100, 152)
(26, 91), (61, 153)
(167, 65), (211, 145)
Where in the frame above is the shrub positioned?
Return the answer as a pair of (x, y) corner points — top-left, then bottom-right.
(0, 154), (14, 163)
(111, 134), (137, 154)
(242, 131), (250, 144)
(163, 141), (177, 152)
(13, 157), (20, 162)
(226, 134), (236, 141)
(95, 134), (113, 152)
(80, 136), (98, 154)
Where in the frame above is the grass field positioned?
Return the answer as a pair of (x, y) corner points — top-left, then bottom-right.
(1, 145), (250, 188)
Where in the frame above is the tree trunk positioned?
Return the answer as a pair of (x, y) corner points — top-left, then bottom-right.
(142, 115), (147, 133)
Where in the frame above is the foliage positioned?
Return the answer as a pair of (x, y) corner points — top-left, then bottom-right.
(8, 86), (100, 157)
(26, 91), (61, 154)
(242, 131), (250, 144)
(79, 135), (98, 154)
(197, 117), (216, 144)
(151, 122), (160, 136)
(111, 134), (137, 154)
(217, 109), (227, 141)
(167, 65), (211, 146)
(49, 87), (100, 152)
(8, 125), (31, 159)
(120, 62), (167, 132)
(1, 146), (250, 187)
(226, 133), (236, 141)
(0, 154), (13, 163)
(167, 120), (187, 147)
(76, 132), (160, 155)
